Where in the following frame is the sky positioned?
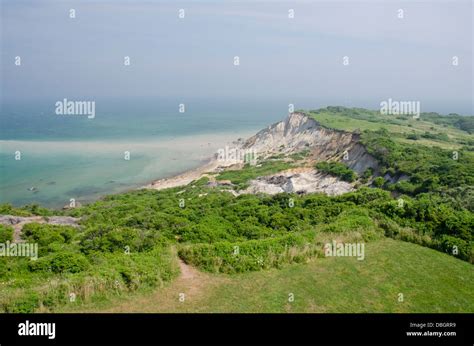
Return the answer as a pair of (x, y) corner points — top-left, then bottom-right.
(1, 0), (473, 114)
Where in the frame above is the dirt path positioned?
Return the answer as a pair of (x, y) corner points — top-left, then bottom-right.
(179, 259), (198, 280)
(176, 259), (210, 298)
(74, 258), (225, 313)
(12, 216), (44, 242)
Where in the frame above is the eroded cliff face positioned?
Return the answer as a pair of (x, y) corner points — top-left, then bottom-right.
(237, 112), (380, 196)
(242, 168), (354, 196)
(345, 143), (379, 175)
(242, 112), (350, 155)
(242, 112), (379, 175)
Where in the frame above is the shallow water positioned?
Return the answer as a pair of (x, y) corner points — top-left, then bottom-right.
(0, 98), (289, 208)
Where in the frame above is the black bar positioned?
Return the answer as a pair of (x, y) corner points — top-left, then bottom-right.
(0, 313), (472, 345)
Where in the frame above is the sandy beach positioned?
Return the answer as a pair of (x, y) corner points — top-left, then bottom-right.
(143, 152), (247, 191)
(143, 158), (220, 190)
(140, 130), (254, 191)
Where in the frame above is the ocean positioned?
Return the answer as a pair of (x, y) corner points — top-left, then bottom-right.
(0, 98), (290, 208)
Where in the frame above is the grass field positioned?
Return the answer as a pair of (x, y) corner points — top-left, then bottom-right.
(308, 109), (471, 150)
(60, 239), (474, 313)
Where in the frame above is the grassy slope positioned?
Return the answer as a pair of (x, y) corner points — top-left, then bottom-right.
(308, 109), (472, 150)
(62, 239), (474, 313)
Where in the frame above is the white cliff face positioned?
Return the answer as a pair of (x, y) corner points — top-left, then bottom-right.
(242, 112), (379, 175)
(231, 112), (382, 196)
(242, 112), (350, 155)
(345, 143), (379, 175)
(242, 168), (354, 196)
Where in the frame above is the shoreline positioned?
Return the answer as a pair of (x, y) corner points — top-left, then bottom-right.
(141, 157), (220, 191)
(0, 130), (256, 209)
(142, 145), (249, 191)
(140, 132), (254, 192)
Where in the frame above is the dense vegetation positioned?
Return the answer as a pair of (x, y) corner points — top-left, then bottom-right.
(179, 231), (323, 274)
(0, 217), (179, 312)
(309, 106), (474, 210)
(361, 129), (474, 208)
(0, 225), (13, 243)
(315, 161), (357, 182)
(1, 182), (472, 312)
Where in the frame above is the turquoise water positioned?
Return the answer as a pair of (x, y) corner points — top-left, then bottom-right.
(0, 98), (290, 208)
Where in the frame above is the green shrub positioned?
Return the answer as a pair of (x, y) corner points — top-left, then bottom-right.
(315, 161), (357, 182)
(421, 132), (449, 141)
(393, 181), (416, 194)
(362, 167), (374, 181)
(319, 208), (382, 240)
(192, 177), (210, 186)
(80, 226), (164, 254)
(406, 133), (420, 140)
(437, 235), (472, 262)
(22, 223), (76, 248)
(20, 204), (54, 216)
(392, 228), (433, 248)
(29, 252), (90, 274)
(0, 225), (14, 243)
(373, 177), (385, 188)
(0, 204), (33, 217)
(2, 292), (40, 313)
(49, 252), (90, 273)
(179, 231), (322, 274)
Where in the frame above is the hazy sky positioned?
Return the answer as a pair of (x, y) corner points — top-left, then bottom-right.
(1, 0), (473, 114)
